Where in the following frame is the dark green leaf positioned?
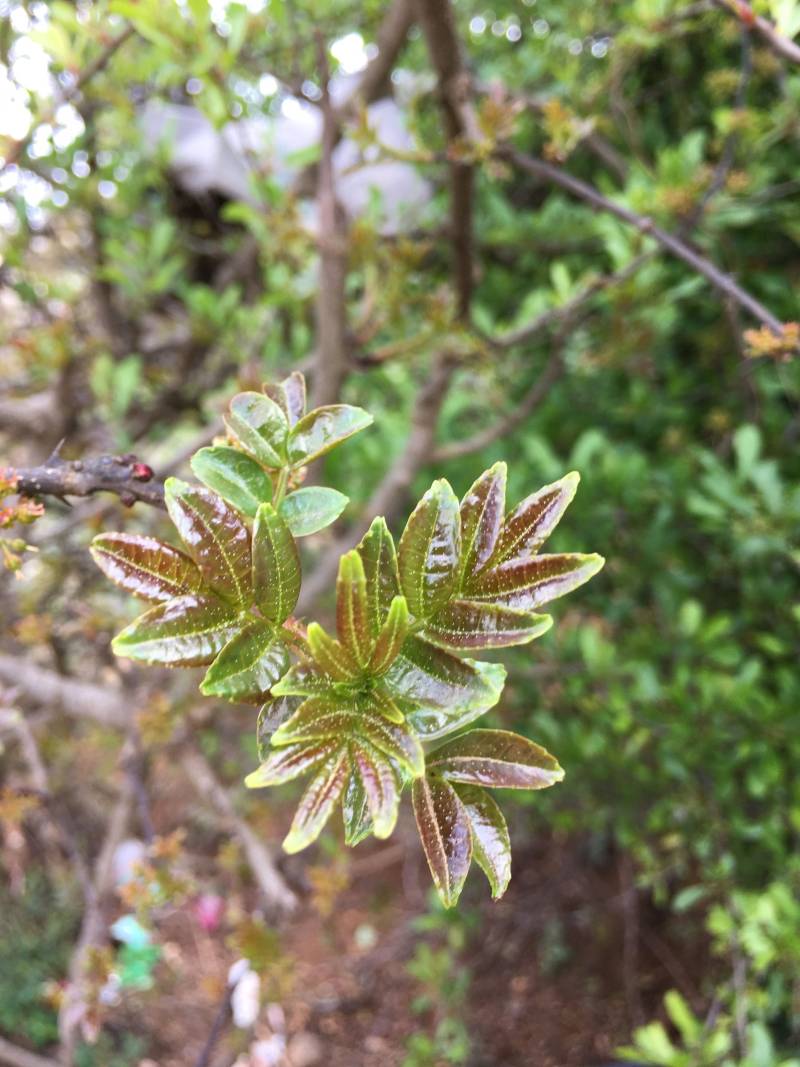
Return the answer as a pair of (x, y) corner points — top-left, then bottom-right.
(245, 738), (339, 788)
(399, 479), (461, 619)
(466, 552), (604, 609)
(412, 776), (472, 908)
(225, 391), (288, 468)
(279, 486), (348, 536)
(460, 462), (507, 584)
(350, 740), (400, 839)
(385, 636), (506, 740)
(112, 594), (238, 666)
(428, 729), (564, 789)
(336, 550), (371, 665)
(164, 478), (251, 605)
(368, 595), (410, 673)
(424, 600), (552, 650)
(252, 503), (301, 623)
(91, 532), (203, 602)
(283, 747), (349, 853)
(287, 404), (373, 466)
(190, 446), (273, 518)
(263, 371), (306, 427)
(455, 785), (511, 899)
(492, 471), (580, 564)
(355, 516), (401, 639)
(200, 620), (288, 701)
(306, 622), (359, 680)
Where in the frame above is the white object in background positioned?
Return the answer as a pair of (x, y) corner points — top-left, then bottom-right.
(111, 838), (146, 886)
(228, 960), (261, 1029)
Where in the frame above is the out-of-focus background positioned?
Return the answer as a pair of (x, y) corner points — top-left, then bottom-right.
(1, 1), (799, 1065)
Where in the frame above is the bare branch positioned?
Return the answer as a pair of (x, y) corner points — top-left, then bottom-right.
(0, 655), (129, 729)
(0, 1036), (60, 1067)
(8, 453), (165, 510)
(181, 746), (298, 915)
(712, 0), (800, 66)
(504, 148), (786, 335)
(341, 0), (415, 113)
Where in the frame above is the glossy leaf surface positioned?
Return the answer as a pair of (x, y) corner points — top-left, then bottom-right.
(424, 599), (552, 650)
(306, 621), (359, 680)
(252, 503), (300, 623)
(466, 552), (604, 610)
(455, 785), (511, 899)
(428, 729), (564, 789)
(355, 516), (401, 638)
(256, 695), (302, 757)
(112, 594), (238, 666)
(368, 595), (410, 674)
(399, 479), (461, 619)
(287, 404), (373, 466)
(336, 551), (371, 665)
(246, 739), (337, 788)
(282, 747), (350, 853)
(351, 740), (400, 838)
(412, 776), (472, 908)
(279, 486), (348, 536)
(164, 478), (251, 606)
(90, 533), (203, 602)
(459, 462), (506, 582)
(263, 371), (306, 427)
(190, 446), (272, 518)
(200, 620), (288, 701)
(342, 771), (373, 846)
(493, 471), (580, 563)
(225, 391), (287, 468)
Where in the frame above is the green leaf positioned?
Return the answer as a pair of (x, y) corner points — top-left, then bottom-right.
(263, 371), (306, 427)
(336, 551), (372, 665)
(399, 479), (461, 619)
(256, 695), (302, 758)
(225, 391), (288, 468)
(279, 486), (348, 536)
(190, 446), (273, 518)
(272, 662), (334, 697)
(350, 740), (400, 839)
(493, 471), (580, 564)
(252, 503), (301, 623)
(282, 747), (349, 853)
(342, 770), (373, 846)
(424, 600), (553, 650)
(306, 621), (360, 680)
(357, 709), (425, 778)
(368, 595), (410, 673)
(91, 533), (203, 602)
(455, 785), (511, 900)
(370, 687), (406, 724)
(271, 695), (354, 747)
(245, 738), (339, 788)
(466, 552), (604, 609)
(200, 620), (288, 701)
(287, 404), (373, 466)
(428, 729), (564, 789)
(164, 478), (251, 605)
(459, 462), (507, 584)
(112, 594), (238, 666)
(385, 636), (506, 740)
(412, 776), (472, 908)
(355, 516), (401, 639)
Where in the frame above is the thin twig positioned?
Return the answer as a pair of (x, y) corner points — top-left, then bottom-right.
(9, 453), (165, 509)
(712, 0), (800, 66)
(0, 1037), (60, 1067)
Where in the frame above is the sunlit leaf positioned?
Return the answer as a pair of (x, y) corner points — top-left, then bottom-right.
(466, 552), (604, 609)
(412, 776), (472, 908)
(200, 620), (288, 701)
(282, 747), (349, 853)
(342, 770), (373, 846)
(368, 595), (410, 673)
(399, 479), (461, 619)
(279, 486), (348, 536)
(424, 599), (552, 650)
(271, 695), (353, 746)
(225, 391), (288, 468)
(428, 729), (564, 789)
(164, 478), (251, 605)
(357, 708), (425, 778)
(355, 516), (401, 639)
(112, 594), (238, 666)
(350, 740), (400, 838)
(190, 446), (272, 518)
(455, 785), (511, 899)
(245, 738), (339, 788)
(385, 636), (506, 740)
(287, 404), (373, 466)
(272, 661), (334, 697)
(460, 462), (507, 583)
(91, 533), (203, 602)
(252, 503), (300, 623)
(263, 371), (306, 427)
(336, 550), (371, 665)
(369, 686), (406, 724)
(492, 471), (580, 564)
(256, 695), (302, 758)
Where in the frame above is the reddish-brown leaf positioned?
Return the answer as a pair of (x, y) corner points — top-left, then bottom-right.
(91, 532), (203, 602)
(412, 776), (472, 908)
(428, 729), (564, 789)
